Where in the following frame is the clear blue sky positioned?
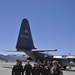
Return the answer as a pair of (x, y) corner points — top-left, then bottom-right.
(0, 0), (75, 55)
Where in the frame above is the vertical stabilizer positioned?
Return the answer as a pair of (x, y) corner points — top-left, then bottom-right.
(16, 19), (35, 50)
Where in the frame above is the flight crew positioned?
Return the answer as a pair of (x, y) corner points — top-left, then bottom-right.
(42, 61), (51, 75)
(24, 60), (32, 75)
(32, 61), (42, 75)
(12, 60), (23, 75)
(12, 59), (63, 75)
(51, 60), (63, 75)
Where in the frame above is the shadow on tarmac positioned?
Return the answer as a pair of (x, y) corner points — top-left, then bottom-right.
(63, 69), (75, 72)
(2, 67), (12, 69)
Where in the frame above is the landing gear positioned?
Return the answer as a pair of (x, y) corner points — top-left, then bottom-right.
(63, 66), (66, 70)
(69, 64), (71, 69)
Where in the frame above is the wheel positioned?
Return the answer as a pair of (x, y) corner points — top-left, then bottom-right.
(63, 66), (66, 70)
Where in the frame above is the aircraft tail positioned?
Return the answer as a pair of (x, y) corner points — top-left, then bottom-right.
(16, 19), (35, 50)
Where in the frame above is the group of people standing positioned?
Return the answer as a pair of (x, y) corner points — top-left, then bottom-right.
(12, 60), (63, 75)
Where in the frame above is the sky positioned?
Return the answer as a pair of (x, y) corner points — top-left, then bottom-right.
(0, 0), (75, 55)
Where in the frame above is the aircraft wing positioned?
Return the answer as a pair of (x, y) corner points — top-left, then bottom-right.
(53, 55), (75, 58)
(31, 49), (57, 52)
(53, 55), (75, 62)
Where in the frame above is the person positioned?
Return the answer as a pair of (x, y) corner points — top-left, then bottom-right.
(32, 63), (37, 75)
(12, 60), (23, 75)
(43, 61), (51, 75)
(42, 60), (46, 68)
(51, 60), (63, 75)
(24, 60), (32, 75)
(32, 61), (42, 75)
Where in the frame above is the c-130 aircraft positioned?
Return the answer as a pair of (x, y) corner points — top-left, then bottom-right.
(15, 18), (71, 69)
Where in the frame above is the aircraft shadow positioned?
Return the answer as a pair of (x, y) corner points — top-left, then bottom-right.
(63, 69), (75, 72)
(2, 66), (12, 69)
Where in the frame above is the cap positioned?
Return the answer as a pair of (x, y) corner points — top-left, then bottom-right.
(52, 60), (58, 64)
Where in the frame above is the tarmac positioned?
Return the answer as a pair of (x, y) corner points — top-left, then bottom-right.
(0, 61), (75, 75)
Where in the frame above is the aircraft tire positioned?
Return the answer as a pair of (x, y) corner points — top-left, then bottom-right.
(63, 66), (66, 70)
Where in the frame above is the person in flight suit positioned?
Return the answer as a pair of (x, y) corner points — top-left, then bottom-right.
(43, 61), (51, 75)
(51, 60), (63, 75)
(32, 61), (42, 75)
(32, 63), (37, 75)
(24, 60), (32, 75)
(42, 60), (46, 68)
(12, 60), (23, 75)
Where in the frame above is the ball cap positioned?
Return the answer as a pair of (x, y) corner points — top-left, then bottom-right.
(52, 60), (58, 64)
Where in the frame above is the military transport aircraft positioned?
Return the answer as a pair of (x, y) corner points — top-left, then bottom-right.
(3, 18), (75, 69)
